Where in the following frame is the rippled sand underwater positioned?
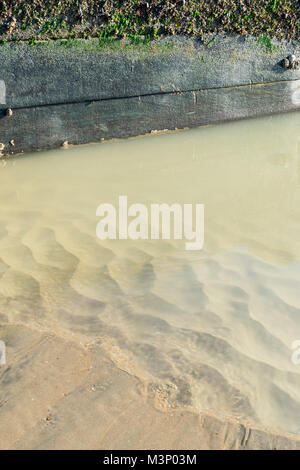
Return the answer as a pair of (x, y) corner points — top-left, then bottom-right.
(1, 112), (300, 438)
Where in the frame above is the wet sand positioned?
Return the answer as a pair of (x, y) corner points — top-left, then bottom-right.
(1, 323), (300, 450)
(1, 112), (300, 449)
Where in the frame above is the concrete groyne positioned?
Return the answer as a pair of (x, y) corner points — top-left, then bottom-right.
(0, 35), (300, 156)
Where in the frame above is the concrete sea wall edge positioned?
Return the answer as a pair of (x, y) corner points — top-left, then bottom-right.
(0, 35), (300, 156)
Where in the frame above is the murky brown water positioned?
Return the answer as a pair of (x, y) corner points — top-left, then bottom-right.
(1, 112), (300, 434)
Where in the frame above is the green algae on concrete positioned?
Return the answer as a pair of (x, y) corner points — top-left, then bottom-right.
(0, 35), (299, 111)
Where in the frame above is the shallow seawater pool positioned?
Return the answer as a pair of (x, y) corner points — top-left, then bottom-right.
(1, 112), (300, 434)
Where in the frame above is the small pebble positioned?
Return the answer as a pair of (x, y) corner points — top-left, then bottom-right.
(282, 58), (290, 69)
(281, 55), (299, 70)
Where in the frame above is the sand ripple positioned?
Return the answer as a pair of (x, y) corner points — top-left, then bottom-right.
(1, 112), (300, 440)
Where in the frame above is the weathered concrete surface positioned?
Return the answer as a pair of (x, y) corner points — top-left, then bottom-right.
(0, 36), (300, 110)
(1, 79), (300, 156)
(0, 36), (300, 155)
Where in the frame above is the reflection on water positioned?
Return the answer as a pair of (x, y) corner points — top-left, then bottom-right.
(1, 112), (300, 434)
